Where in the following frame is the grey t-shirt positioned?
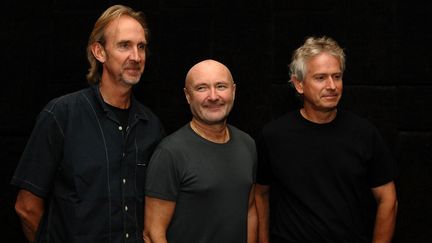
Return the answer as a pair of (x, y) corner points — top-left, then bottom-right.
(145, 124), (257, 243)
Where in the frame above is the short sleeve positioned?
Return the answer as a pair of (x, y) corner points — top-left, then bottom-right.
(145, 146), (180, 201)
(368, 126), (398, 188)
(255, 130), (273, 185)
(252, 142), (258, 183)
(10, 109), (64, 198)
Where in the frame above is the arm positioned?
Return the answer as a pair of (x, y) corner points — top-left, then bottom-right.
(371, 181), (398, 243)
(143, 196), (176, 243)
(15, 189), (45, 242)
(255, 184), (270, 243)
(248, 184), (258, 243)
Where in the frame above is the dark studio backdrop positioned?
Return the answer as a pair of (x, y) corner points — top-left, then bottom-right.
(1, 0), (431, 242)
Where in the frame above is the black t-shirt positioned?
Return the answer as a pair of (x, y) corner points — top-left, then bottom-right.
(104, 101), (130, 133)
(256, 110), (397, 243)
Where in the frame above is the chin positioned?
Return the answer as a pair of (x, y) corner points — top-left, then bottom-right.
(201, 116), (228, 125)
(322, 106), (338, 112)
(123, 78), (140, 85)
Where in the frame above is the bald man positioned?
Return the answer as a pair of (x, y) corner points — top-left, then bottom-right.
(144, 60), (257, 243)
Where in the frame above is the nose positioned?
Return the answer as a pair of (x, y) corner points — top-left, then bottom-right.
(207, 88), (219, 101)
(130, 47), (142, 62)
(327, 77), (336, 90)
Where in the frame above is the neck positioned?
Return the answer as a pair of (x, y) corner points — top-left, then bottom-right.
(99, 80), (132, 109)
(300, 107), (337, 124)
(190, 118), (230, 144)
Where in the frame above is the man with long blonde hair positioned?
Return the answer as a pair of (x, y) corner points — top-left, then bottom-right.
(11, 5), (164, 242)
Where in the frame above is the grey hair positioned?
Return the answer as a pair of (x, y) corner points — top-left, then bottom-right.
(289, 36), (345, 84)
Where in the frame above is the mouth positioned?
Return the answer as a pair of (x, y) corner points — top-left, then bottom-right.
(322, 94), (338, 99)
(203, 104), (224, 110)
(124, 68), (142, 75)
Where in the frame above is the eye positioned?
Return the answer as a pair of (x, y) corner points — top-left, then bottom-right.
(216, 83), (228, 90)
(138, 43), (146, 51)
(333, 74), (342, 80)
(196, 86), (208, 92)
(118, 42), (129, 49)
(315, 75), (326, 82)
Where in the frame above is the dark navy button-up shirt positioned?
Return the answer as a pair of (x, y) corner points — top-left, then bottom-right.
(11, 85), (165, 243)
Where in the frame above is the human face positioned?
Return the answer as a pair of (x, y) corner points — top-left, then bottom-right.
(100, 15), (146, 86)
(293, 52), (343, 114)
(184, 61), (236, 126)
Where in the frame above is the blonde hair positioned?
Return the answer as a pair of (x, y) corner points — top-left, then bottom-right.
(86, 5), (149, 84)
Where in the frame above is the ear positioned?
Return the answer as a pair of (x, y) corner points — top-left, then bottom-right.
(291, 76), (304, 94)
(232, 83), (236, 101)
(91, 42), (106, 63)
(184, 87), (191, 104)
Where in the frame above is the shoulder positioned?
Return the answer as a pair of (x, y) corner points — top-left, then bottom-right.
(43, 87), (92, 114)
(262, 110), (298, 136)
(228, 125), (252, 139)
(134, 102), (160, 120)
(157, 125), (192, 149)
(338, 110), (377, 131)
(228, 125), (256, 154)
(131, 97), (164, 129)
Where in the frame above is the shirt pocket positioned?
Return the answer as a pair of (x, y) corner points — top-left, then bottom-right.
(135, 148), (151, 198)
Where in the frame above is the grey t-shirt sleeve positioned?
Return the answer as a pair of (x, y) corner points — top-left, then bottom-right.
(145, 146), (180, 201)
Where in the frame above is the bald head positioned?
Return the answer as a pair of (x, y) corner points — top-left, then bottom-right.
(185, 59), (234, 89)
(183, 59), (236, 126)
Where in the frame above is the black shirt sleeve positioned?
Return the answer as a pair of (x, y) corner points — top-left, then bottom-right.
(11, 108), (64, 198)
(256, 129), (273, 185)
(368, 126), (398, 188)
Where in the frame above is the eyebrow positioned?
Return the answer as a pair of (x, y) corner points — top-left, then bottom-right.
(313, 72), (342, 76)
(116, 39), (147, 45)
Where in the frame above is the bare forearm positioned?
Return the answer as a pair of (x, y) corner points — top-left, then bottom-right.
(248, 203), (258, 243)
(144, 197), (175, 243)
(371, 182), (398, 243)
(256, 203), (269, 243)
(15, 190), (44, 242)
(21, 216), (42, 243)
(255, 185), (270, 243)
(143, 230), (168, 243)
(372, 203), (397, 243)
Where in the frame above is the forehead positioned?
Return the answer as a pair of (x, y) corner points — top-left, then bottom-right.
(188, 63), (232, 86)
(306, 52), (341, 74)
(104, 15), (146, 42)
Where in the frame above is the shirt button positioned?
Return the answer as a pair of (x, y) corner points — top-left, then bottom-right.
(125, 233), (129, 238)
(125, 205), (128, 211)
(122, 178), (126, 184)
(119, 126), (123, 131)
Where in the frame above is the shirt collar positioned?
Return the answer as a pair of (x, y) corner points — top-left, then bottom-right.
(91, 84), (149, 122)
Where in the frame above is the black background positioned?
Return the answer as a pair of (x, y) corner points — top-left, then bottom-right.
(1, 0), (431, 242)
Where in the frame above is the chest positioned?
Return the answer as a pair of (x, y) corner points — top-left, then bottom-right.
(267, 128), (372, 186)
(178, 143), (255, 198)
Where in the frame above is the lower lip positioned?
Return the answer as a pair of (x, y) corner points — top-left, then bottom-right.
(323, 95), (338, 98)
(205, 106), (222, 110)
(126, 69), (141, 74)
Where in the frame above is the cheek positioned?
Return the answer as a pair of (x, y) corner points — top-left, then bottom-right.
(223, 94), (235, 104)
(189, 95), (205, 105)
